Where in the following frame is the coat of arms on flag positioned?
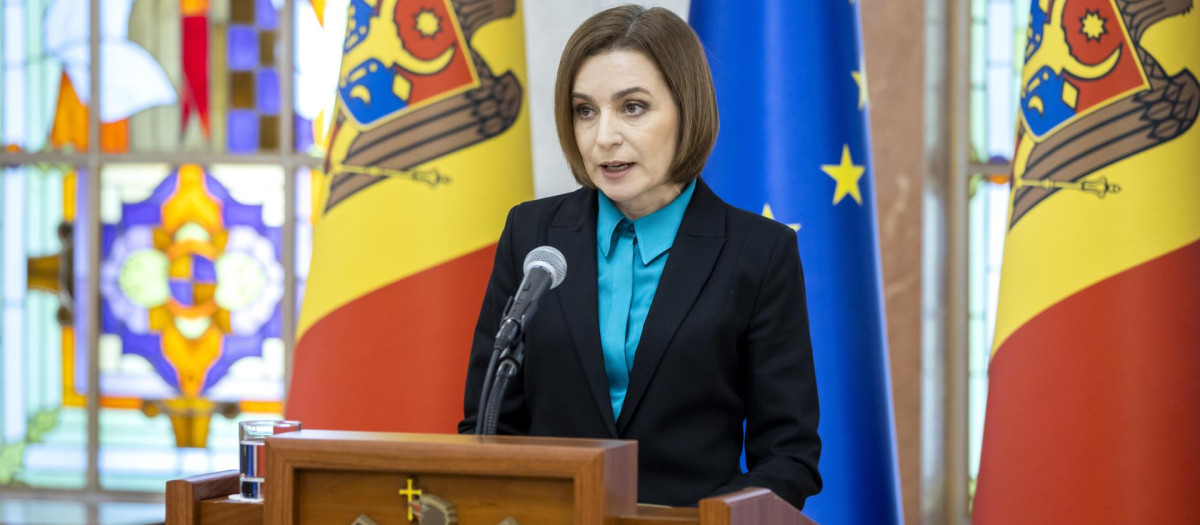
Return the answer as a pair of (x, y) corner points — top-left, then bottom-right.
(1011, 0), (1197, 225)
(323, 0), (525, 210)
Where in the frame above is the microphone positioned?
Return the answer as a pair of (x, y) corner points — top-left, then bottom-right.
(476, 246), (566, 435)
(494, 246), (567, 351)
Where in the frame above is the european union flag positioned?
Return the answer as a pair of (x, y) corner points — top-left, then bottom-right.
(690, 1), (903, 523)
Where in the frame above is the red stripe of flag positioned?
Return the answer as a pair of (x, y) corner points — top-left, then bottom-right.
(974, 239), (1200, 523)
(286, 244), (496, 433)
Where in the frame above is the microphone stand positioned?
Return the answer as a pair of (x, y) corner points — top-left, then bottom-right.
(475, 245), (563, 435)
(479, 340), (523, 435)
(476, 297), (529, 435)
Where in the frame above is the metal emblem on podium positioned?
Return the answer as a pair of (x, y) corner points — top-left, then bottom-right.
(410, 493), (458, 525)
(397, 476), (518, 524)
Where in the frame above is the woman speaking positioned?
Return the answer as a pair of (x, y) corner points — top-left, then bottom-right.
(460, 4), (821, 509)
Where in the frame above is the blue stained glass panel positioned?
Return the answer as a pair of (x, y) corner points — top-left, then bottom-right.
(227, 110), (260, 153)
(295, 116), (314, 152)
(257, 69), (280, 115)
(193, 256), (217, 281)
(256, 0), (278, 30)
(227, 26), (259, 71)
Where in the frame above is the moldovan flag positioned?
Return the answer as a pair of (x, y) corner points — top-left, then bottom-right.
(286, 0), (532, 433)
(974, 1), (1200, 523)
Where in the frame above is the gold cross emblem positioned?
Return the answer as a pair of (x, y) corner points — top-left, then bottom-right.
(398, 478), (423, 522)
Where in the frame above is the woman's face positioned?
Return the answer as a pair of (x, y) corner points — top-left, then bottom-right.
(572, 50), (681, 220)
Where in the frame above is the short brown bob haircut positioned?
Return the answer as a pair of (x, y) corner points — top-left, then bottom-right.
(554, 4), (719, 188)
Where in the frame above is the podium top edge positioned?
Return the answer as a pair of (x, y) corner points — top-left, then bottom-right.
(265, 429), (636, 450)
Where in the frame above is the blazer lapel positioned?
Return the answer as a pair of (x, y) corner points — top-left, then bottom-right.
(548, 189), (619, 437)
(616, 180), (727, 433)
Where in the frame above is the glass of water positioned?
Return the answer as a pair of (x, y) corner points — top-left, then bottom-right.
(235, 419), (301, 502)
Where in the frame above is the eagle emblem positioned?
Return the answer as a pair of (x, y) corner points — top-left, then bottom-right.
(323, 0), (524, 210)
(1010, 0), (1197, 226)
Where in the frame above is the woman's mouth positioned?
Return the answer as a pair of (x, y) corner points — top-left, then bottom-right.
(600, 162), (635, 177)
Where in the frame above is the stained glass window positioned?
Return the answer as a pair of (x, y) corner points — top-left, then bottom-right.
(295, 167), (316, 316)
(95, 163), (285, 490)
(966, 0), (1027, 503)
(0, 165), (88, 489)
(3, 0), (319, 504)
(3, 0), (351, 155)
(969, 0), (1028, 163)
(966, 175), (1009, 489)
(1, 0), (292, 155)
(0, 499), (166, 523)
(223, 0), (284, 152)
(1, 0), (89, 153)
(293, 0), (348, 155)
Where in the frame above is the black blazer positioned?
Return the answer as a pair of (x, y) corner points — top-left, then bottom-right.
(460, 179), (821, 509)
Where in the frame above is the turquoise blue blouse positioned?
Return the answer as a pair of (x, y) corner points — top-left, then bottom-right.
(595, 180), (697, 419)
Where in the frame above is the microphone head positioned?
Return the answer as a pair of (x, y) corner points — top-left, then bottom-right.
(523, 246), (567, 289)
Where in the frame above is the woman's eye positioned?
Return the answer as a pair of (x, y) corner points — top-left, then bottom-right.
(624, 102), (646, 115)
(575, 106), (595, 118)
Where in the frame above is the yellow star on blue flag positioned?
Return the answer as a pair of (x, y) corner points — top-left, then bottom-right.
(821, 144), (865, 205)
(852, 69), (868, 110)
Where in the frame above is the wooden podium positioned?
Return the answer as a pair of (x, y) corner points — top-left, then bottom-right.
(166, 430), (816, 525)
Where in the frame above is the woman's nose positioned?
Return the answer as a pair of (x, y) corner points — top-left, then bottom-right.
(595, 112), (624, 147)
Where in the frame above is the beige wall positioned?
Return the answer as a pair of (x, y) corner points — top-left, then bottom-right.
(863, 2), (926, 524)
